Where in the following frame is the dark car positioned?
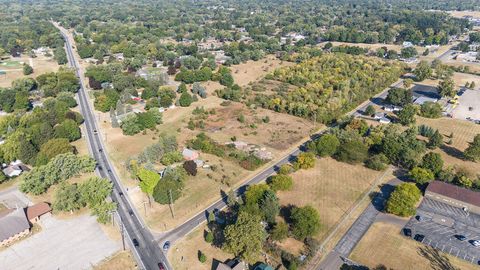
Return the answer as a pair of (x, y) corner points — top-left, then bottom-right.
(403, 228), (412, 237)
(455, 235), (467, 241)
(415, 215), (424, 222)
(163, 241), (171, 251)
(158, 263), (166, 270)
(132, 238), (139, 247)
(129, 210), (134, 216)
(414, 234), (425, 242)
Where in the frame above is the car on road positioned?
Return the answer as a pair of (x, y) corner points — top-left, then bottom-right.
(415, 215), (424, 221)
(93, 129), (98, 134)
(158, 263), (166, 270)
(132, 238), (139, 247)
(163, 241), (171, 251)
(470, 240), (480, 247)
(129, 210), (134, 216)
(454, 235), (467, 241)
(403, 228), (412, 237)
(414, 234), (425, 242)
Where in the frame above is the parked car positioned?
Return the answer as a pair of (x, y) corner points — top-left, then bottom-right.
(403, 228), (412, 237)
(454, 235), (467, 241)
(163, 241), (171, 251)
(470, 240), (480, 247)
(414, 234), (425, 242)
(158, 263), (166, 270)
(415, 215), (424, 222)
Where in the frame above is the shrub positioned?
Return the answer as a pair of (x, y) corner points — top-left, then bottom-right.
(386, 183), (421, 217)
(268, 174), (293, 191)
(365, 154), (389, 171)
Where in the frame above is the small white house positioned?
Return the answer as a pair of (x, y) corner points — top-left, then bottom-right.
(374, 112), (385, 120)
(402, 41), (414, 48)
(2, 160), (28, 178)
(379, 117), (391, 124)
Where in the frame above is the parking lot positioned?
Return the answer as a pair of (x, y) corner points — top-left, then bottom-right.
(452, 89), (480, 121)
(403, 198), (480, 265)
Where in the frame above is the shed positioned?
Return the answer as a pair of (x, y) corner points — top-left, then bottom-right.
(182, 148), (199, 161)
(26, 202), (52, 224)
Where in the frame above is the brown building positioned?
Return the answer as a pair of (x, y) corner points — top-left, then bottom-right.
(26, 202), (52, 224)
(425, 181), (480, 214)
(0, 208), (30, 247)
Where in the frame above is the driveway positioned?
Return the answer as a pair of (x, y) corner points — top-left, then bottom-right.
(452, 89), (480, 121)
(0, 187), (120, 270)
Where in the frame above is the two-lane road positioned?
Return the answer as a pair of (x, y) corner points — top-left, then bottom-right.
(56, 24), (170, 270)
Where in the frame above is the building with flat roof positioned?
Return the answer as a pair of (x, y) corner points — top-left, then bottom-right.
(425, 181), (480, 215)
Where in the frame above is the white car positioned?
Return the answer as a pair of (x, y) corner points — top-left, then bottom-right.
(471, 240), (480, 247)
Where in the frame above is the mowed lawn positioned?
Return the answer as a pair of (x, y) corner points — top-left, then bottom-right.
(277, 157), (382, 241)
(93, 251), (137, 270)
(350, 222), (478, 270)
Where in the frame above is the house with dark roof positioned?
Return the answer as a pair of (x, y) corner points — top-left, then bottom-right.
(0, 208), (30, 247)
(425, 181), (480, 215)
(215, 260), (246, 270)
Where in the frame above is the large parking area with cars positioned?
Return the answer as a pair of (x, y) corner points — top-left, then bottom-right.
(403, 198), (480, 265)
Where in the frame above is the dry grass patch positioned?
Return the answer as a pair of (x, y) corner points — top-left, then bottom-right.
(168, 224), (232, 270)
(93, 250), (137, 270)
(0, 55), (60, 88)
(350, 222), (478, 270)
(131, 153), (249, 231)
(277, 157), (382, 241)
(447, 10), (480, 19)
(230, 55), (294, 87)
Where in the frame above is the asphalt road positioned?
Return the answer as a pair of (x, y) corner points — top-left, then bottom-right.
(56, 24), (169, 270)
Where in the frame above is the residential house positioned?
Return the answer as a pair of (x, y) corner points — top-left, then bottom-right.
(182, 148), (199, 161)
(32, 47), (49, 56)
(373, 112), (385, 120)
(215, 260), (247, 270)
(425, 181), (480, 215)
(2, 160), (29, 178)
(383, 106), (395, 112)
(379, 117), (391, 124)
(413, 96), (438, 105)
(0, 208), (30, 247)
(112, 53), (124, 61)
(254, 263), (274, 270)
(402, 41), (414, 48)
(26, 202), (52, 224)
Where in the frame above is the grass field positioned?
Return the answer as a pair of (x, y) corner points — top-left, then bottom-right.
(447, 10), (480, 19)
(168, 224), (234, 270)
(277, 157), (382, 241)
(93, 251), (137, 270)
(0, 54), (60, 88)
(350, 222), (479, 270)
(230, 55), (294, 87)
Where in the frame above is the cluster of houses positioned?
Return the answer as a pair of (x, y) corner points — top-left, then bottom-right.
(0, 202), (51, 247)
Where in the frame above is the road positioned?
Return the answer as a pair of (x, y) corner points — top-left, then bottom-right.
(55, 23), (170, 270)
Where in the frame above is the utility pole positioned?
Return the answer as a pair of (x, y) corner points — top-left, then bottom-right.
(168, 189), (176, 219)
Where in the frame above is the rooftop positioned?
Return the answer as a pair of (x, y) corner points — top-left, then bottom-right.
(0, 208), (30, 242)
(426, 181), (480, 208)
(26, 202), (51, 221)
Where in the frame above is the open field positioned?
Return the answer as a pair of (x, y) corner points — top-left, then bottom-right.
(418, 72), (480, 89)
(230, 55), (294, 86)
(168, 223), (234, 270)
(277, 157), (382, 241)
(416, 116), (480, 175)
(0, 54), (60, 87)
(447, 10), (480, 19)
(93, 250), (137, 270)
(350, 222), (479, 270)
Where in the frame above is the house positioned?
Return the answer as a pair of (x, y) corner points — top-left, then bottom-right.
(182, 148), (199, 161)
(215, 260), (247, 270)
(373, 112), (384, 120)
(413, 96), (438, 105)
(112, 53), (124, 61)
(379, 117), (391, 124)
(254, 263), (274, 270)
(383, 106), (395, 112)
(2, 160), (29, 178)
(402, 41), (413, 48)
(32, 47), (50, 56)
(0, 208), (30, 247)
(425, 181), (480, 215)
(26, 202), (51, 224)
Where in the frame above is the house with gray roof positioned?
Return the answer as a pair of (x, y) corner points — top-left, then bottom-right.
(0, 208), (30, 247)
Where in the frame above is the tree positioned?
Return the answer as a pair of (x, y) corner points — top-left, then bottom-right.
(403, 79), (413, 88)
(271, 221), (289, 241)
(401, 47), (418, 58)
(365, 154), (389, 171)
(386, 183), (421, 217)
(386, 88), (412, 106)
(293, 152), (316, 170)
(464, 134), (480, 162)
(53, 183), (84, 212)
(364, 105), (375, 116)
(422, 152), (443, 175)
(290, 205), (321, 240)
(54, 119), (81, 141)
(179, 92), (193, 107)
(137, 168), (161, 195)
(427, 130), (443, 149)
(268, 174), (293, 192)
(414, 61), (432, 81)
(23, 64), (33, 75)
(198, 251), (207, 263)
(335, 139), (369, 164)
(420, 102), (442, 118)
(313, 134), (340, 157)
(438, 77), (455, 98)
(152, 167), (186, 204)
(259, 190), (280, 224)
(36, 138), (74, 166)
(120, 114), (141, 135)
(204, 230), (214, 243)
(398, 104), (417, 125)
(223, 211), (266, 263)
(79, 177), (113, 207)
(409, 167), (434, 184)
